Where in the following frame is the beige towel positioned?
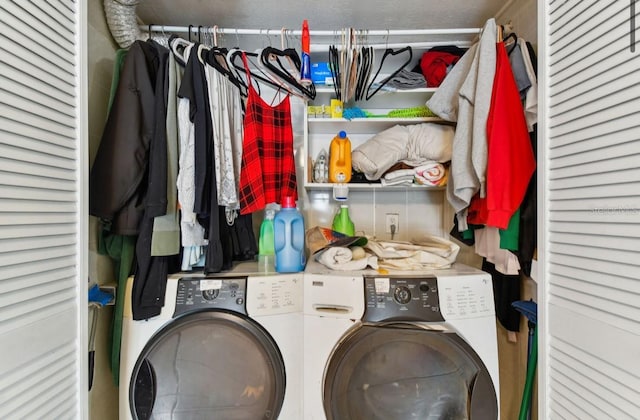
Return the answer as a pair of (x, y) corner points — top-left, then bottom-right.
(364, 235), (460, 270)
(315, 247), (378, 271)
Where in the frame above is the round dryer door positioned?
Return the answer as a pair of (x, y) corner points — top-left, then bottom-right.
(323, 324), (498, 420)
(130, 310), (285, 420)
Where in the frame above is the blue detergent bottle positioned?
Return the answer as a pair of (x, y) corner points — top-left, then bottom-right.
(274, 196), (306, 273)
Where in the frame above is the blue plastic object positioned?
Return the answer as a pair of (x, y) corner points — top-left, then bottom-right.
(274, 196), (306, 273)
(88, 284), (114, 306)
(512, 300), (537, 325)
(342, 107), (367, 120)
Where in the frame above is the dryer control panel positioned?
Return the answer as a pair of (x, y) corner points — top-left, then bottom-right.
(174, 277), (247, 317)
(363, 276), (444, 323)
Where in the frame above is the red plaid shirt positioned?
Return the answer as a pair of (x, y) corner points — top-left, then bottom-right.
(239, 78), (298, 215)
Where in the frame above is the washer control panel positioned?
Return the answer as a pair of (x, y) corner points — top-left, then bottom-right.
(174, 277), (247, 317)
(363, 276), (444, 322)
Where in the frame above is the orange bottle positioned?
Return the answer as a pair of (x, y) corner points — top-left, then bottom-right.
(329, 131), (352, 183)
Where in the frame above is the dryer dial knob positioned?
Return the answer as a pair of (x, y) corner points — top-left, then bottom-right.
(393, 286), (412, 304)
(202, 289), (220, 300)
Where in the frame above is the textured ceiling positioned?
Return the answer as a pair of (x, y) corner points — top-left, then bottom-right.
(136, 0), (506, 33)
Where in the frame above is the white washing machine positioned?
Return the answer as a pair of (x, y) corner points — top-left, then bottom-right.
(120, 262), (303, 420)
(303, 260), (500, 420)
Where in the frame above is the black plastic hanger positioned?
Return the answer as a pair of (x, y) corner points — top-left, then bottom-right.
(259, 47), (316, 100)
(206, 47), (242, 89)
(504, 32), (518, 55)
(365, 46), (413, 101)
(355, 46), (373, 101)
(229, 49), (291, 97)
(329, 45), (341, 101)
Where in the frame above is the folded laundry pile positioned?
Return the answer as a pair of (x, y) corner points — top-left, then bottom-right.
(351, 122), (454, 183)
(313, 233), (460, 271)
(364, 235), (460, 270)
(380, 161), (449, 187)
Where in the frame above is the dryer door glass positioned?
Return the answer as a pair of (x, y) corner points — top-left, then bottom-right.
(130, 310), (285, 420)
(324, 325), (497, 420)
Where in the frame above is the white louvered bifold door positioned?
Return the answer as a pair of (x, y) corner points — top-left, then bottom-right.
(542, 0), (640, 418)
(0, 1), (87, 418)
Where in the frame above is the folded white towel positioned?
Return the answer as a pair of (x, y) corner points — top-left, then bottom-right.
(381, 168), (415, 186)
(315, 247), (378, 271)
(381, 177), (414, 186)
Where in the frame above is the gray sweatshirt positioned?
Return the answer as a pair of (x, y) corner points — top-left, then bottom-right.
(426, 18), (497, 229)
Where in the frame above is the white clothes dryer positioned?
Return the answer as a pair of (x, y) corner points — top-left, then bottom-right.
(120, 263), (303, 420)
(303, 260), (500, 420)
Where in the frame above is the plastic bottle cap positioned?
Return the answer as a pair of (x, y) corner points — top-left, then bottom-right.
(338, 130), (347, 138)
(281, 196), (296, 208)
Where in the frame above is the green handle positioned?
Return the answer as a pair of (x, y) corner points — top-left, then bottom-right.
(518, 326), (538, 420)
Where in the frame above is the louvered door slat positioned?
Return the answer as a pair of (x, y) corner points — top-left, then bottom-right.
(0, 266), (77, 295)
(0, 1), (84, 417)
(545, 0), (640, 416)
(0, 20), (74, 75)
(3, 1), (75, 54)
(1, 121), (77, 153)
(0, 104), (76, 139)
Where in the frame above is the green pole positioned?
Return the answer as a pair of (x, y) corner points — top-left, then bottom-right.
(518, 326), (538, 420)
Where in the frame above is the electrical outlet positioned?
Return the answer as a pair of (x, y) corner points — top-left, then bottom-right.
(385, 213), (399, 234)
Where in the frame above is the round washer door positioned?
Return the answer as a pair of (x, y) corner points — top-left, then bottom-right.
(130, 310), (285, 420)
(323, 324), (497, 420)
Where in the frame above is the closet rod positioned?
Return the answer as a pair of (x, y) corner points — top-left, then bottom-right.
(142, 25), (481, 37)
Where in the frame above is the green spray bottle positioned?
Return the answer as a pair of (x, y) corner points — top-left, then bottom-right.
(332, 204), (355, 236)
(258, 204), (277, 272)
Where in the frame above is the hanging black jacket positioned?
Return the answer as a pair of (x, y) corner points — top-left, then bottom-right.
(91, 39), (178, 320)
(89, 40), (162, 235)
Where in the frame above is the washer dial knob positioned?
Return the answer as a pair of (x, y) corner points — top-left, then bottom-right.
(202, 288), (220, 300)
(393, 286), (412, 304)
